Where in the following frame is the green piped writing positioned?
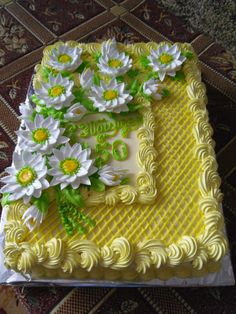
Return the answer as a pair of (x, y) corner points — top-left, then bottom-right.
(112, 140), (128, 161)
(78, 115), (142, 138)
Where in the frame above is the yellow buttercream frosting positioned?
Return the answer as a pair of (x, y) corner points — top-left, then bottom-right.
(3, 41), (228, 280)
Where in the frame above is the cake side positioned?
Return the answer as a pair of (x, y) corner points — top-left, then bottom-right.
(1, 41), (228, 281)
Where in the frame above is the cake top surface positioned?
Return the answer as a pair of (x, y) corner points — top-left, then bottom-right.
(0, 40), (227, 279)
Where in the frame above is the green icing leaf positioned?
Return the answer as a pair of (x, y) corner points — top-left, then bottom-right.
(95, 157), (104, 169)
(73, 87), (84, 101)
(127, 69), (140, 78)
(116, 76), (124, 83)
(73, 88), (96, 112)
(172, 70), (185, 82)
(93, 73), (101, 86)
(182, 51), (194, 59)
(120, 177), (129, 185)
(61, 70), (72, 78)
(64, 123), (79, 143)
(162, 89), (170, 97)
(129, 79), (140, 96)
(140, 55), (150, 68)
(94, 51), (102, 63)
(127, 103), (144, 112)
(1, 193), (11, 206)
(140, 90), (152, 101)
(75, 60), (89, 73)
(31, 94), (45, 106)
(62, 187), (84, 208)
(81, 142), (89, 149)
(41, 66), (52, 81)
(38, 106), (66, 121)
(81, 98), (97, 112)
(90, 177), (105, 192)
(146, 71), (159, 80)
(32, 191), (49, 213)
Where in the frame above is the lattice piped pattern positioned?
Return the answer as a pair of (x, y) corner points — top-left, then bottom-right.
(29, 76), (205, 247)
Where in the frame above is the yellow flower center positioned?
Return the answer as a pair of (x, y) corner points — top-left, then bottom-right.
(103, 90), (118, 101)
(49, 85), (64, 97)
(33, 128), (49, 143)
(159, 53), (173, 64)
(112, 174), (120, 181)
(76, 108), (82, 114)
(108, 59), (122, 68)
(61, 159), (80, 175)
(17, 168), (35, 185)
(58, 54), (72, 63)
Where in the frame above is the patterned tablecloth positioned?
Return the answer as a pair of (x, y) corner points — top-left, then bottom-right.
(0, 0), (235, 313)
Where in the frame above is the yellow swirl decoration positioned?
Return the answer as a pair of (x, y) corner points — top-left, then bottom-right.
(43, 238), (65, 268)
(4, 243), (36, 273)
(101, 238), (133, 270)
(33, 243), (48, 263)
(120, 186), (138, 205)
(195, 144), (215, 160)
(136, 240), (167, 273)
(137, 127), (154, 142)
(68, 240), (100, 271)
(4, 221), (28, 243)
(192, 247), (209, 270)
(105, 188), (120, 206)
(16, 243), (36, 274)
(167, 243), (183, 266)
(187, 80), (207, 103)
(178, 236), (198, 262)
(3, 42), (228, 279)
(7, 201), (27, 221)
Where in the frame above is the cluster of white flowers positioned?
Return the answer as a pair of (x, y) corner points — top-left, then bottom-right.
(1, 41), (186, 231)
(0, 42), (130, 230)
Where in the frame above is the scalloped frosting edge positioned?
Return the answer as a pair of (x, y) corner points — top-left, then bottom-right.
(3, 42), (228, 280)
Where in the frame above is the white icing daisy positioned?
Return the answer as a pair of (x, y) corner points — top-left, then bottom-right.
(101, 38), (117, 55)
(15, 99), (34, 153)
(98, 38), (132, 77)
(143, 78), (162, 100)
(147, 44), (186, 81)
(16, 114), (69, 154)
(98, 165), (127, 186)
(0, 151), (49, 204)
(48, 143), (97, 190)
(35, 74), (74, 110)
(64, 103), (87, 121)
(47, 44), (82, 71)
(89, 78), (132, 113)
(22, 204), (46, 231)
(19, 99), (34, 123)
(80, 68), (94, 90)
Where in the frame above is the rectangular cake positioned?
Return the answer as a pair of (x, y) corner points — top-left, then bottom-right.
(0, 39), (228, 282)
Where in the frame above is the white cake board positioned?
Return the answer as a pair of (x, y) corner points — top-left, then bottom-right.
(0, 205), (235, 287)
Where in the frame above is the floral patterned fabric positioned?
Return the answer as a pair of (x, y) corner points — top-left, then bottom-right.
(0, 0), (236, 313)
